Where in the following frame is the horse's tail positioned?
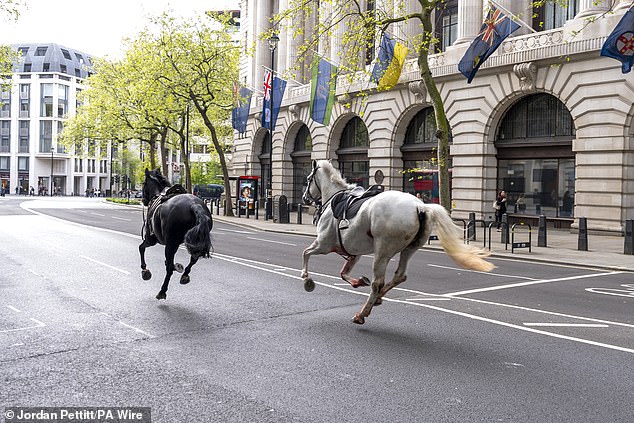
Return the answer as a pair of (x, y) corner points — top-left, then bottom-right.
(423, 204), (495, 272)
(184, 203), (213, 259)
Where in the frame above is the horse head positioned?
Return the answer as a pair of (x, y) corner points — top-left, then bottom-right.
(142, 168), (170, 206)
(303, 160), (354, 206)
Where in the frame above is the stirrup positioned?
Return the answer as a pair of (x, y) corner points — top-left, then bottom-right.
(338, 219), (349, 229)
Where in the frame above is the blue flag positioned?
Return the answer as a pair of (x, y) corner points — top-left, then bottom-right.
(232, 86), (253, 135)
(600, 7), (634, 73)
(310, 57), (337, 126)
(261, 69), (287, 131)
(458, 4), (520, 83)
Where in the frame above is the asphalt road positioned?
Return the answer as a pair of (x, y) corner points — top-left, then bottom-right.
(1, 197), (633, 423)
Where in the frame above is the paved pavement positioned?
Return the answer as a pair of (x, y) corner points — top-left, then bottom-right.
(212, 209), (634, 272)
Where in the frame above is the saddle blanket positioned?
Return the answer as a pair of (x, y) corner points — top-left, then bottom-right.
(331, 185), (384, 221)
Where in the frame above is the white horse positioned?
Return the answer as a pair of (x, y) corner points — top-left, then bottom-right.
(301, 160), (495, 324)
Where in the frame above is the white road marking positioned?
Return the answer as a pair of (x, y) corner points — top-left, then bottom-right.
(215, 227), (256, 234)
(428, 263), (537, 280)
(406, 297), (452, 301)
(0, 318), (46, 333)
(111, 216), (131, 221)
(6, 305), (21, 312)
(28, 269), (42, 277)
(247, 237), (296, 246)
(90, 212), (105, 217)
(523, 323), (609, 328)
(443, 271), (623, 297)
(79, 255), (131, 275)
(100, 312), (155, 338)
(211, 252), (634, 355)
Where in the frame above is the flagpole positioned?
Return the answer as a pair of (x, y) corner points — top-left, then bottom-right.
(489, 0), (537, 34)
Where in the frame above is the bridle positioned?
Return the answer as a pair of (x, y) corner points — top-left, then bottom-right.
(303, 166), (322, 205)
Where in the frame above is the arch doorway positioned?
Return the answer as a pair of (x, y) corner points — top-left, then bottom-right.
(291, 124), (312, 206)
(495, 93), (575, 217)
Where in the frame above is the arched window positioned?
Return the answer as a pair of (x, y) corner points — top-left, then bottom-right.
(404, 107), (437, 145)
(495, 94), (575, 219)
(338, 117), (369, 188)
(291, 125), (312, 206)
(497, 93), (575, 142)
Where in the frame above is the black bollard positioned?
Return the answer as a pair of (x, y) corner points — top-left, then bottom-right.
(578, 217), (588, 251)
(538, 214), (547, 247)
(468, 212), (476, 241)
(625, 219), (633, 255)
(501, 213), (509, 244)
(297, 204), (303, 225)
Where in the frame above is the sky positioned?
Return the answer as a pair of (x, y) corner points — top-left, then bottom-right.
(0, 0), (240, 58)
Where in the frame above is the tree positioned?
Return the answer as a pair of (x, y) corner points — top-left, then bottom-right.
(146, 13), (239, 216)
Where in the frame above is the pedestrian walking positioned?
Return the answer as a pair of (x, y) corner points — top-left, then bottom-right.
(495, 190), (507, 230)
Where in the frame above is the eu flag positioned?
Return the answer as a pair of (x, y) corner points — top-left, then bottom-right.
(600, 7), (634, 73)
(370, 32), (409, 89)
(310, 57), (337, 126)
(231, 86), (253, 136)
(458, 5), (520, 83)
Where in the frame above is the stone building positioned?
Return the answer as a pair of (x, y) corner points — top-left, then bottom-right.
(232, 0), (634, 234)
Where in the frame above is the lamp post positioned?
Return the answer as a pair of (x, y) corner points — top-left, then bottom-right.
(266, 32), (279, 220)
(50, 146), (54, 196)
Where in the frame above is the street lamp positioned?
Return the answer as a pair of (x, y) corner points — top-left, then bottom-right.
(50, 146), (54, 196)
(266, 32), (279, 220)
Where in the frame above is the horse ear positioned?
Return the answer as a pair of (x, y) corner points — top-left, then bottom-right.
(155, 168), (162, 176)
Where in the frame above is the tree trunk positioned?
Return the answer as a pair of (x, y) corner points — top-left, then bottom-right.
(420, 9), (451, 211)
(190, 98), (234, 217)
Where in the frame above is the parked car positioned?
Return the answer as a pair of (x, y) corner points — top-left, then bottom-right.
(193, 184), (224, 201)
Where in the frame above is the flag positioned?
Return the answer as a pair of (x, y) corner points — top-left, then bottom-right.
(458, 3), (520, 83)
(231, 84), (253, 135)
(370, 32), (409, 89)
(310, 57), (337, 126)
(262, 69), (287, 131)
(600, 6), (634, 73)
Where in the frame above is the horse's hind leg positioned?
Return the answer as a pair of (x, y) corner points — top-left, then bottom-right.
(156, 244), (178, 300)
(375, 246), (418, 306)
(179, 255), (199, 285)
(352, 254), (390, 325)
(339, 256), (369, 288)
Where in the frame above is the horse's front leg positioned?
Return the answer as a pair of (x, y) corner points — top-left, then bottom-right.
(339, 256), (369, 288)
(139, 234), (157, 281)
(302, 238), (328, 292)
(156, 243), (179, 300)
(353, 255), (390, 325)
(179, 255), (199, 285)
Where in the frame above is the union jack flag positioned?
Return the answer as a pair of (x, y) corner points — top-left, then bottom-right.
(263, 69), (272, 101)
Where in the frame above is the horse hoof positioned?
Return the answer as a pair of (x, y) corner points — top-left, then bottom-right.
(304, 278), (315, 292)
(360, 276), (370, 286)
(180, 275), (190, 285)
(352, 314), (365, 325)
(374, 297), (383, 306)
(156, 292), (167, 300)
(142, 269), (152, 280)
(174, 263), (184, 273)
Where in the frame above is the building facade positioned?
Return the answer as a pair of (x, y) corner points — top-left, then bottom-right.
(0, 43), (113, 196)
(233, 0), (634, 234)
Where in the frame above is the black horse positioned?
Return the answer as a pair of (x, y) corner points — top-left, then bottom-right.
(139, 169), (213, 300)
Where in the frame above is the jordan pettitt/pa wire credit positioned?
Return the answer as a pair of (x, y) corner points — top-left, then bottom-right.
(4, 407), (151, 423)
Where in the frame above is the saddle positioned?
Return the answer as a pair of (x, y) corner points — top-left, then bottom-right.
(146, 184), (188, 238)
(331, 185), (384, 228)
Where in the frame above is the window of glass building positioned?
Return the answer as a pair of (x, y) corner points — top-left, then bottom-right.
(18, 156), (29, 171)
(40, 83), (53, 117)
(19, 121), (29, 153)
(57, 85), (69, 117)
(35, 46), (47, 56)
(39, 120), (52, 152)
(0, 121), (9, 153)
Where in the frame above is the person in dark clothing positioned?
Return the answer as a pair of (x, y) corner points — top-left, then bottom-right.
(495, 190), (507, 230)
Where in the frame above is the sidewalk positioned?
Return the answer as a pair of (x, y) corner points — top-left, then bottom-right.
(212, 209), (634, 272)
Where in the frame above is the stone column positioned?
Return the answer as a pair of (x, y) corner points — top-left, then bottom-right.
(255, 0), (272, 93)
(454, 0), (483, 45)
(576, 0), (611, 18)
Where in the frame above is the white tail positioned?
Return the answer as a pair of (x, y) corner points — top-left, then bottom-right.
(424, 204), (495, 272)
